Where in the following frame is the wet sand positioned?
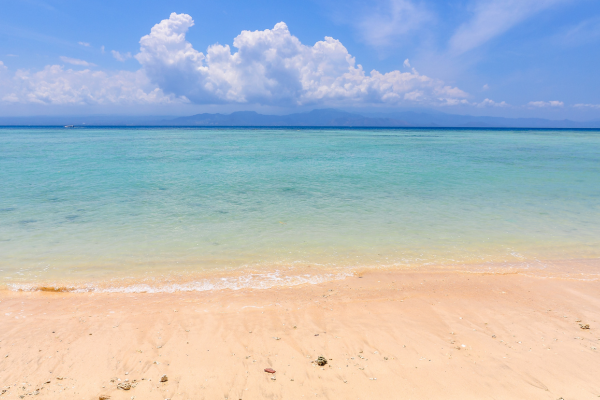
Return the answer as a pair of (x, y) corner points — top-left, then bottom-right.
(1, 270), (599, 399)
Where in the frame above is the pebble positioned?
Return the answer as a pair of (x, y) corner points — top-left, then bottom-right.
(264, 368), (276, 374)
(160, 375), (168, 382)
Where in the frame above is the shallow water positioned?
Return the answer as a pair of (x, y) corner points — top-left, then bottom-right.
(1, 127), (599, 291)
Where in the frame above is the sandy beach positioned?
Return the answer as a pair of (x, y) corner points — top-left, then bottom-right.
(1, 270), (599, 399)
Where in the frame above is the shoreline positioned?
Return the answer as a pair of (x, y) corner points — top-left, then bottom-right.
(1, 269), (599, 399)
(3, 256), (600, 294)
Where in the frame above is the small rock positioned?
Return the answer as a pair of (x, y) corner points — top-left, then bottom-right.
(117, 382), (131, 390)
(99, 395), (111, 400)
(270, 376), (276, 381)
(160, 375), (168, 382)
(264, 368), (276, 374)
(316, 356), (327, 366)
(580, 324), (590, 330)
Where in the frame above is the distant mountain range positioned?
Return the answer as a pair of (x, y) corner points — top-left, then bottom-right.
(167, 109), (409, 127)
(1, 108), (599, 128)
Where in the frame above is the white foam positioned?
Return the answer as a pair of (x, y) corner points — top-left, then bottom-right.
(8, 270), (353, 294)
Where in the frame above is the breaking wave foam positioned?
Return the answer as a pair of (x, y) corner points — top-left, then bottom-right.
(8, 270), (354, 293)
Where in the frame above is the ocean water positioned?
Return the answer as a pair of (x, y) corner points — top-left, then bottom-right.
(1, 127), (599, 292)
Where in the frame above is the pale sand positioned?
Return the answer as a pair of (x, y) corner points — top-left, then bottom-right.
(1, 270), (599, 399)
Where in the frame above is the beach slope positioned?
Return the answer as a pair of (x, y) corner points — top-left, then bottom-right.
(1, 271), (599, 399)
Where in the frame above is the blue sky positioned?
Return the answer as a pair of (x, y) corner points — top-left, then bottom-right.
(1, 0), (599, 119)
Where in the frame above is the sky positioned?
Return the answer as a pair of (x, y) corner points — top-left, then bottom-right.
(1, 0), (599, 119)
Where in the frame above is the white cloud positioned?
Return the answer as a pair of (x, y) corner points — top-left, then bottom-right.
(0, 61), (7, 83)
(112, 50), (132, 62)
(78, 41), (90, 47)
(482, 84), (489, 90)
(559, 16), (600, 46)
(357, 0), (432, 47)
(0, 13), (470, 109)
(59, 56), (95, 67)
(528, 100), (564, 108)
(136, 13), (467, 107)
(1, 65), (184, 105)
(403, 59), (411, 68)
(449, 0), (568, 54)
(477, 98), (508, 107)
(101, 45), (105, 54)
(574, 103), (600, 109)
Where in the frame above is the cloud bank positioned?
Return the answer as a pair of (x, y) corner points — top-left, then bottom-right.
(1, 65), (180, 105)
(0, 13), (469, 108)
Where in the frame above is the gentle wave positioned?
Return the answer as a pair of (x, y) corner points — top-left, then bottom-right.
(8, 270), (354, 293)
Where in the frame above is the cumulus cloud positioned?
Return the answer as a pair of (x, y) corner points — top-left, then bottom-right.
(0, 13), (469, 108)
(403, 59), (411, 68)
(1, 65), (183, 105)
(528, 100), (564, 108)
(78, 41), (90, 47)
(112, 50), (132, 62)
(449, 0), (568, 54)
(136, 13), (467, 107)
(59, 56), (95, 67)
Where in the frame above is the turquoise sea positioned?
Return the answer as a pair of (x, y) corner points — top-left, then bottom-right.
(1, 127), (599, 292)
